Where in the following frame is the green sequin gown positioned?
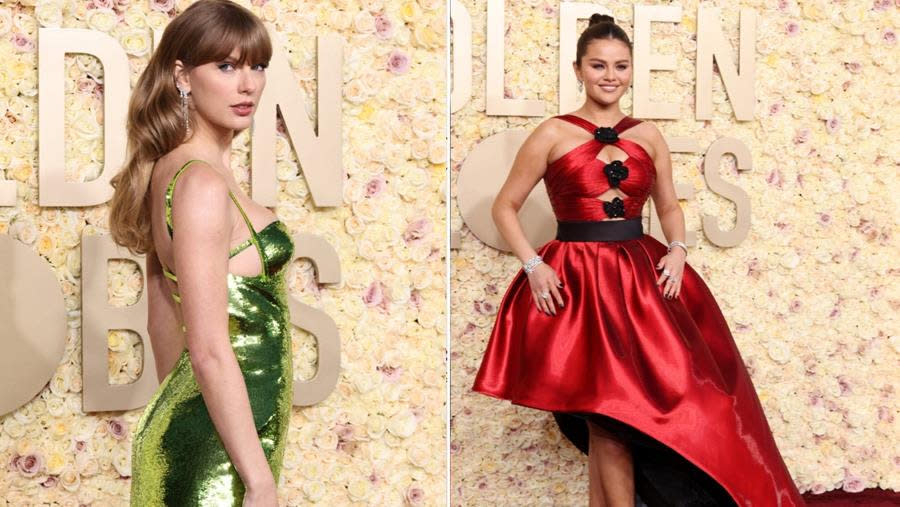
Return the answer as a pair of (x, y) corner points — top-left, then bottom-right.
(130, 159), (294, 506)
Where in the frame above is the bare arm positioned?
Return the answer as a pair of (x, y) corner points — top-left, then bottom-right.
(169, 163), (274, 490)
(146, 248), (186, 383)
(492, 120), (565, 315)
(492, 120), (559, 264)
(646, 123), (686, 245)
(646, 123), (687, 299)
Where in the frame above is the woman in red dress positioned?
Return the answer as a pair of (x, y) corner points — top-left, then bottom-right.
(472, 14), (807, 507)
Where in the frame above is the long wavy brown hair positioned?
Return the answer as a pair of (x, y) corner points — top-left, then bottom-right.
(108, 0), (272, 255)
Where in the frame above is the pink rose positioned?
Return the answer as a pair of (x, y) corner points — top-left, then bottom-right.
(365, 175), (386, 198)
(107, 418), (128, 440)
(149, 0), (175, 12)
(793, 128), (810, 144)
(374, 14), (394, 39)
(844, 61), (862, 74)
(16, 453), (44, 478)
(377, 364), (402, 382)
(387, 50), (410, 75)
(11, 34), (35, 53)
(785, 21), (799, 36)
(409, 290), (422, 309)
(362, 281), (385, 307)
(76, 78), (96, 94)
(403, 218), (432, 245)
(405, 484), (425, 505)
(335, 423), (355, 440)
(842, 469), (866, 493)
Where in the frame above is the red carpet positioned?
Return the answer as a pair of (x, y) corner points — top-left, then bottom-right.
(804, 488), (899, 506)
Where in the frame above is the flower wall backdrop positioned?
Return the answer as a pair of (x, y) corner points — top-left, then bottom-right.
(451, 0), (898, 504)
(0, 0), (447, 505)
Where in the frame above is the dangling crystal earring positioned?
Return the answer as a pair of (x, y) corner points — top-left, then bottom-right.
(577, 80), (583, 93)
(178, 87), (191, 136)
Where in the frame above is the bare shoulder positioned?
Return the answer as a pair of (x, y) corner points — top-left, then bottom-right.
(533, 115), (566, 138)
(522, 115), (568, 149)
(159, 157), (230, 228)
(633, 119), (667, 158)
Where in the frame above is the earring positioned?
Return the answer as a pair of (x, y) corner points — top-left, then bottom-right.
(178, 87), (191, 136)
(577, 80), (583, 93)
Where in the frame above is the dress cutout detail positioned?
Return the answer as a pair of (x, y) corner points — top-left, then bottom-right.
(472, 116), (807, 506)
(544, 114), (655, 221)
(130, 159), (295, 506)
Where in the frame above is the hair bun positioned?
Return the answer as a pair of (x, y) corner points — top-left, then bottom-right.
(588, 14), (615, 26)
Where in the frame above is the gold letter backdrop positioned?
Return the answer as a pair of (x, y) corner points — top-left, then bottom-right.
(0, 0), (446, 504)
(450, 0), (898, 503)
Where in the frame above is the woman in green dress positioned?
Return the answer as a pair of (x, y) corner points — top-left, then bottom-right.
(108, 1), (294, 505)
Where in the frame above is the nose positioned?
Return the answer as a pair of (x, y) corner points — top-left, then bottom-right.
(238, 66), (257, 94)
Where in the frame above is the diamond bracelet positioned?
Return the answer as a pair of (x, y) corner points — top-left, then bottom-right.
(523, 255), (543, 274)
(667, 240), (688, 256)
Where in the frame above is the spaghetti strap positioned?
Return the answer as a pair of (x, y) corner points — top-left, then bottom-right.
(226, 191), (268, 279)
(161, 159), (269, 297)
(164, 159), (203, 239)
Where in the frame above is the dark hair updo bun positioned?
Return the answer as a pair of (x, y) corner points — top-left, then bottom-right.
(576, 13), (633, 65)
(589, 13), (615, 25)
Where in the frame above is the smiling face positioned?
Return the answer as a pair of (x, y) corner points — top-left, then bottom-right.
(573, 38), (632, 106)
(175, 47), (268, 135)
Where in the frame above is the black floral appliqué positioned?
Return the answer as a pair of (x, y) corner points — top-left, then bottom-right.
(594, 127), (618, 144)
(603, 160), (629, 188)
(603, 197), (625, 218)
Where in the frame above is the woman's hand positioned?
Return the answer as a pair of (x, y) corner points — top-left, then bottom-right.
(655, 248), (686, 299)
(243, 473), (278, 507)
(527, 263), (565, 315)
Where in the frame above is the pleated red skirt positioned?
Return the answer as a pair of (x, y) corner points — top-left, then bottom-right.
(472, 218), (807, 506)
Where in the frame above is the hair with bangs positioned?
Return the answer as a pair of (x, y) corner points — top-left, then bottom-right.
(108, 0), (272, 255)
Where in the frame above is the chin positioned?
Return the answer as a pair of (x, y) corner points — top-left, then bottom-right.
(590, 94), (622, 105)
(229, 118), (253, 131)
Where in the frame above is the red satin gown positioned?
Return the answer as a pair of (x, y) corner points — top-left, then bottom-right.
(472, 114), (807, 506)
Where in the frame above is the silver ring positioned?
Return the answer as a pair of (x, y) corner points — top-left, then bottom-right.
(540, 292), (550, 299)
(662, 269), (671, 276)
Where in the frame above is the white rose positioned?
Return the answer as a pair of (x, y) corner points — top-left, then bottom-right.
(386, 410), (418, 438)
(59, 466), (81, 491)
(346, 478), (371, 501)
(145, 11), (168, 30)
(366, 414), (386, 438)
(120, 29), (150, 57)
(35, 0), (62, 28)
(343, 78), (370, 104)
(87, 8), (117, 33)
(353, 10), (375, 34)
(123, 6), (146, 28)
(0, 9), (12, 37)
(302, 480), (326, 501)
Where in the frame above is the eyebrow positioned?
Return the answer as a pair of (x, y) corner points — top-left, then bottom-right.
(587, 58), (630, 63)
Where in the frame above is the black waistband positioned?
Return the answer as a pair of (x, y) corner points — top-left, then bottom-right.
(555, 218), (643, 242)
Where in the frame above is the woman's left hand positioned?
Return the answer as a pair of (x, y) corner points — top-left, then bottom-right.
(655, 249), (686, 299)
